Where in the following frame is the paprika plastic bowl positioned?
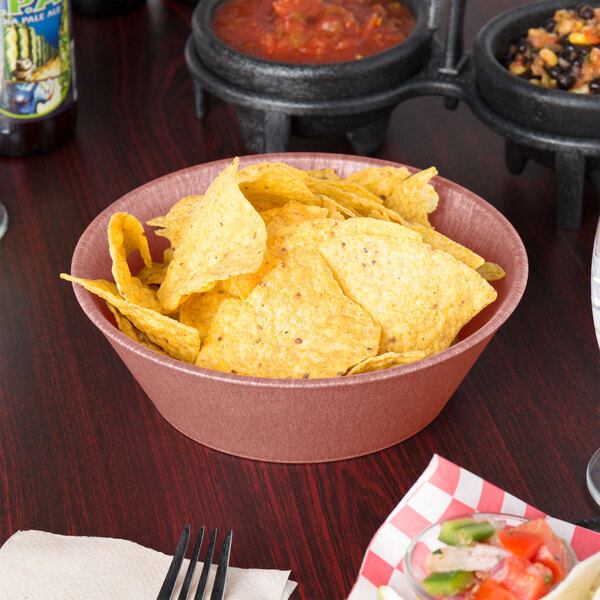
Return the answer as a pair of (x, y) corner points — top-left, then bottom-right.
(68, 153), (528, 463)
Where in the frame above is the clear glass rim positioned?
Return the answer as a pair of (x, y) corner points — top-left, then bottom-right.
(0, 202), (7, 240)
(591, 218), (600, 505)
(587, 447), (600, 506)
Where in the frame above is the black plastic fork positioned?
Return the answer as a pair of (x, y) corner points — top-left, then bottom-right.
(157, 525), (232, 600)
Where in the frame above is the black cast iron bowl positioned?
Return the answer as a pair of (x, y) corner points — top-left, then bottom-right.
(191, 0), (433, 103)
(473, 0), (600, 139)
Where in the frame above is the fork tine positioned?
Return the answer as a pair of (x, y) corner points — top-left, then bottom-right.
(177, 526), (205, 600)
(156, 525), (191, 600)
(193, 528), (217, 600)
(210, 529), (232, 600)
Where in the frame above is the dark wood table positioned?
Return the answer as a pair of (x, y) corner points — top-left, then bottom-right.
(1, 1), (599, 598)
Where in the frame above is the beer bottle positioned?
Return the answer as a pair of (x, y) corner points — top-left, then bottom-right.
(0, 0), (77, 156)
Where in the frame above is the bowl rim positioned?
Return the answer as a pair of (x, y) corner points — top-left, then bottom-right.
(403, 511), (576, 600)
(70, 152), (528, 389)
(474, 0), (600, 107)
(191, 0), (432, 73)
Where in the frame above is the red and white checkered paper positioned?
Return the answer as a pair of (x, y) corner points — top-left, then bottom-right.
(348, 454), (600, 600)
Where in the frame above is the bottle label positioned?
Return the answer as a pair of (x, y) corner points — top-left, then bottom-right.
(0, 0), (73, 120)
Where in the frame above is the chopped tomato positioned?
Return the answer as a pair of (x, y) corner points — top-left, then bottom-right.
(534, 544), (567, 583)
(493, 556), (551, 600)
(498, 529), (544, 560)
(515, 519), (554, 540)
(516, 519), (570, 584)
(584, 29), (600, 45)
(272, 0), (322, 19)
(474, 579), (518, 600)
(317, 15), (345, 35)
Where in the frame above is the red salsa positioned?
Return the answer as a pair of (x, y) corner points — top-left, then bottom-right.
(212, 0), (415, 64)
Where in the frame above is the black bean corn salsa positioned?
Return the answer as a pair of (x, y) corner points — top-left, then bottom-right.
(505, 4), (600, 93)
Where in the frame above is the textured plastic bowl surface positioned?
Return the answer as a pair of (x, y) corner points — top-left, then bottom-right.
(69, 153), (528, 463)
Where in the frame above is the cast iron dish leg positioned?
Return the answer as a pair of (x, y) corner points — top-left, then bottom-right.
(504, 138), (529, 175)
(555, 151), (585, 230)
(346, 117), (392, 156)
(504, 140), (586, 230)
(227, 103), (393, 155)
(504, 139), (528, 176)
(193, 80), (207, 120)
(233, 106), (292, 154)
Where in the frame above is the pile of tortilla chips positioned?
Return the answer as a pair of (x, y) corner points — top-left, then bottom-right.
(61, 158), (505, 379)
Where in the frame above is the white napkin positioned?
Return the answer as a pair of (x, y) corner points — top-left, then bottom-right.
(0, 530), (297, 600)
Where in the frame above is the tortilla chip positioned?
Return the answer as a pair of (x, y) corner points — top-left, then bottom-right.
(106, 302), (138, 340)
(383, 166), (439, 226)
(192, 298), (243, 373)
(197, 248), (381, 378)
(237, 161), (310, 183)
(147, 195), (205, 248)
(317, 195), (361, 218)
(345, 165), (412, 197)
(107, 212), (161, 312)
(61, 274), (200, 363)
(318, 232), (497, 356)
(273, 218), (341, 251)
(222, 216), (341, 299)
(106, 303), (167, 355)
(157, 158), (267, 313)
(367, 208), (391, 221)
(137, 247), (174, 287)
(259, 201), (329, 234)
(305, 168), (341, 180)
(336, 217), (421, 241)
(477, 261), (506, 281)
(348, 166), (438, 226)
(305, 179), (385, 213)
(237, 162), (318, 211)
(346, 351), (426, 375)
(305, 178), (412, 225)
(409, 223), (485, 270)
(178, 285), (235, 341)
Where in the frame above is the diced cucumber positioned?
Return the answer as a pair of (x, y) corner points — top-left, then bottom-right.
(439, 518), (476, 544)
(457, 522), (495, 544)
(438, 518), (495, 545)
(422, 570), (476, 596)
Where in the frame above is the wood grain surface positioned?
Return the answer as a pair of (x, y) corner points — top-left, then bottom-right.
(0, 1), (598, 599)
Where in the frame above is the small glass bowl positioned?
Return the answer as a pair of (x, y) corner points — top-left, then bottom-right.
(404, 512), (575, 600)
